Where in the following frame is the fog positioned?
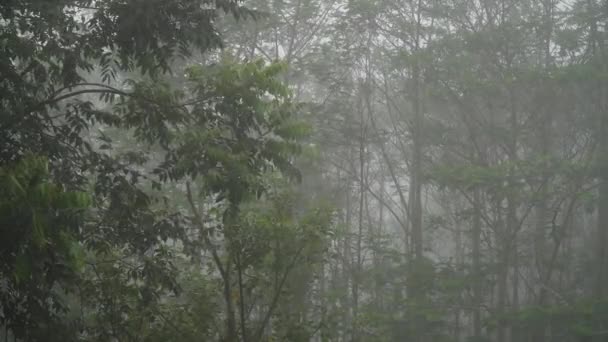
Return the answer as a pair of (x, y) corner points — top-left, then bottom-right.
(1, 0), (608, 341)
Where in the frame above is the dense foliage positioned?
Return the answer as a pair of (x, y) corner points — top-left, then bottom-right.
(1, 0), (608, 341)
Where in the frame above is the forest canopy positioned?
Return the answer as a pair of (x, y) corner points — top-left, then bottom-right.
(1, 0), (608, 341)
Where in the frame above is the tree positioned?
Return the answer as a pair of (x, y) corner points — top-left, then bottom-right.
(0, 1), (315, 340)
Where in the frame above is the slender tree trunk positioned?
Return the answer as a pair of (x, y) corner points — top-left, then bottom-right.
(237, 252), (248, 342)
(186, 184), (238, 341)
(496, 213), (509, 342)
(506, 83), (519, 342)
(594, 0), (608, 300)
(410, 0), (424, 266)
(375, 166), (385, 309)
(455, 221), (463, 342)
(344, 174), (354, 341)
(352, 94), (366, 342)
(472, 189), (483, 340)
(595, 73), (608, 301)
(406, 1), (424, 315)
(408, 2), (426, 341)
(511, 233), (519, 342)
(592, 6), (608, 342)
(533, 3), (554, 340)
(597, 166), (608, 300)
(224, 261), (238, 342)
(320, 263), (328, 342)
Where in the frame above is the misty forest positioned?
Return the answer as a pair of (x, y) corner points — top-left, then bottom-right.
(2, 0), (608, 341)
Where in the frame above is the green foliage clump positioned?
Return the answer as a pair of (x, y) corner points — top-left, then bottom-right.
(0, 155), (88, 340)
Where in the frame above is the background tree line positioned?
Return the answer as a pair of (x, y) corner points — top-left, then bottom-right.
(1, 0), (608, 341)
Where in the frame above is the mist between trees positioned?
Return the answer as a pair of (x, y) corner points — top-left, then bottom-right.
(1, 0), (608, 341)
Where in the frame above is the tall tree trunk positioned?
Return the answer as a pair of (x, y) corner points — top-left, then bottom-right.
(319, 263), (328, 342)
(472, 189), (483, 340)
(375, 166), (385, 309)
(534, 5), (554, 342)
(511, 232), (519, 342)
(594, 0), (608, 302)
(186, 183), (238, 342)
(408, 2), (426, 341)
(597, 162), (608, 300)
(455, 221), (463, 342)
(497, 80), (519, 342)
(224, 261), (238, 342)
(496, 213), (509, 342)
(410, 0), (424, 266)
(236, 252), (248, 342)
(352, 94), (366, 342)
(593, 75), (608, 342)
(592, 10), (608, 342)
(507, 83), (519, 342)
(344, 174), (354, 341)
